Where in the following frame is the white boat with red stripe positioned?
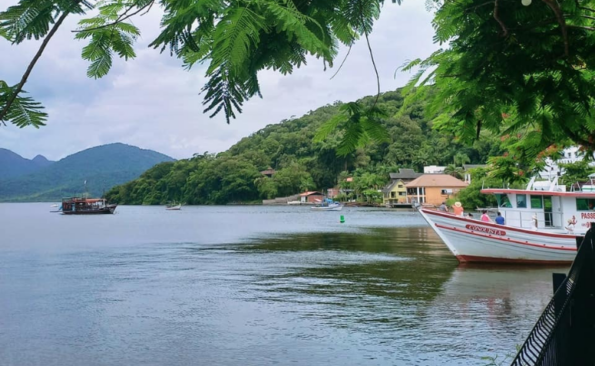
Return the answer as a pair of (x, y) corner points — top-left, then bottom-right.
(417, 175), (595, 264)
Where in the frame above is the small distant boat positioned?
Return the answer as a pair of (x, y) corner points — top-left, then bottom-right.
(61, 197), (117, 215)
(311, 199), (343, 211)
(166, 203), (182, 210)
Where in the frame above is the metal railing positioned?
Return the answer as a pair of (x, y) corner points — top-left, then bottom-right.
(510, 225), (595, 366)
(500, 210), (565, 229)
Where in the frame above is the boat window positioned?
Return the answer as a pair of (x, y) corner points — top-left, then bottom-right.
(576, 198), (595, 211)
(495, 194), (512, 208)
(530, 195), (543, 209)
(516, 194), (527, 208)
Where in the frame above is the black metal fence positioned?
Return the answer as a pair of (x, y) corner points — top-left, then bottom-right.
(510, 226), (595, 366)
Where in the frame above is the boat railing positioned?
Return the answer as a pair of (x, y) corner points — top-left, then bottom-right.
(510, 225), (595, 365)
(500, 209), (564, 229)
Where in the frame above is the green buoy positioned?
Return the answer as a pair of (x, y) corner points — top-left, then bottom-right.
(340, 215), (345, 223)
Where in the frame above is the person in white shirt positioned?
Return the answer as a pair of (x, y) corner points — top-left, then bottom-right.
(565, 216), (576, 234)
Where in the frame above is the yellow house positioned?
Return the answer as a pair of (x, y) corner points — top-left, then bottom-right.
(382, 179), (407, 206)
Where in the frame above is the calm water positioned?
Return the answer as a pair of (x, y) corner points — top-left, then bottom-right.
(0, 204), (567, 366)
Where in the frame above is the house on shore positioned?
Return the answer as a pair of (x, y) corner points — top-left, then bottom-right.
(300, 191), (324, 204)
(389, 169), (422, 184)
(382, 179), (407, 206)
(382, 169), (423, 206)
(405, 174), (468, 206)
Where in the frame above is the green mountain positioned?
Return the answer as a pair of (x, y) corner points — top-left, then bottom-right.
(105, 89), (504, 205)
(0, 148), (55, 179)
(0, 143), (175, 202)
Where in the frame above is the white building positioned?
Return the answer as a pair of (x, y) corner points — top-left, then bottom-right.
(424, 165), (445, 174)
(540, 146), (595, 179)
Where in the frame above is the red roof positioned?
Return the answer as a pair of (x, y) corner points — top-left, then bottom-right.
(405, 174), (468, 188)
(300, 191), (323, 196)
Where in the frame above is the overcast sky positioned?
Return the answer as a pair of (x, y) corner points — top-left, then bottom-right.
(0, 1), (438, 161)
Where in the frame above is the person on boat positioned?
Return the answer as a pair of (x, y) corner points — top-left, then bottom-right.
(453, 202), (464, 217)
(495, 212), (505, 225)
(565, 219), (575, 234)
(438, 202), (448, 212)
(467, 213), (474, 219)
(480, 210), (491, 223)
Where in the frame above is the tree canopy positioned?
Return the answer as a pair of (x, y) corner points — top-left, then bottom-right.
(403, 0), (595, 159)
(1, 0), (594, 156)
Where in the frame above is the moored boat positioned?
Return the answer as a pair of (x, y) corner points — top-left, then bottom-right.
(61, 197), (117, 215)
(415, 175), (594, 264)
(166, 203), (182, 210)
(311, 199), (343, 211)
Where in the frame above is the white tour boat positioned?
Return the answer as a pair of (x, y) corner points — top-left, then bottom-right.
(416, 176), (595, 264)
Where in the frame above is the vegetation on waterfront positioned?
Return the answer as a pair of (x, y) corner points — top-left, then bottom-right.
(105, 90), (503, 205)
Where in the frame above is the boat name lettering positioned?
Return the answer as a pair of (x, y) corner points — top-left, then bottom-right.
(465, 224), (506, 236)
(580, 213), (595, 220)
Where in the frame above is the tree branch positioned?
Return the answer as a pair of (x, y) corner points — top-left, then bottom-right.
(364, 30), (381, 107)
(330, 45), (352, 80)
(72, 0), (155, 33)
(541, 0), (569, 58)
(493, 0), (509, 37)
(358, 4), (380, 108)
(567, 24), (595, 31)
(0, 9), (72, 124)
(465, 1), (495, 13)
(579, 6), (595, 13)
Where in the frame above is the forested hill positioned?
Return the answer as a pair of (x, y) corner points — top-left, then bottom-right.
(0, 148), (55, 180)
(0, 143), (175, 202)
(106, 89), (504, 205)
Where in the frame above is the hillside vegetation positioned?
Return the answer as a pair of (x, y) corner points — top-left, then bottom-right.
(0, 143), (174, 201)
(106, 90), (504, 205)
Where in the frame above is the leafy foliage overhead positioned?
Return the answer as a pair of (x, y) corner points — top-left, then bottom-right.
(0, 0), (399, 129)
(3, 0), (592, 158)
(402, 0), (595, 157)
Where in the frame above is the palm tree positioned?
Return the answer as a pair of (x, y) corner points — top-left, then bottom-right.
(444, 164), (464, 179)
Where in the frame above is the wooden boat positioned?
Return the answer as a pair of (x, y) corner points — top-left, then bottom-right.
(61, 197), (117, 215)
(166, 203), (182, 210)
(415, 175), (592, 264)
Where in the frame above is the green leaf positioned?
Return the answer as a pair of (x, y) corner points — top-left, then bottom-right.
(0, 80), (47, 128)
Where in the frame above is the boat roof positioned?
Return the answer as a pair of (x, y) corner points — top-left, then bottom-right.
(481, 188), (595, 197)
(62, 197), (105, 202)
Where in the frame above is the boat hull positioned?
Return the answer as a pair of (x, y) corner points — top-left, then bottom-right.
(62, 205), (117, 215)
(418, 209), (577, 264)
(311, 205), (343, 211)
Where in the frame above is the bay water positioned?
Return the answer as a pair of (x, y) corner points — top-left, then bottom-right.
(0, 204), (566, 365)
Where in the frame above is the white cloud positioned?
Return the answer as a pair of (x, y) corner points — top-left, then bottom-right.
(0, 1), (438, 160)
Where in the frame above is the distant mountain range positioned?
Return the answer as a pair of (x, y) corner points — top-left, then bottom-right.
(0, 143), (175, 202)
(0, 148), (55, 179)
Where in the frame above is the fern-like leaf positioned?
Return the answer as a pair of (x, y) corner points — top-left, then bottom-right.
(0, 80), (47, 128)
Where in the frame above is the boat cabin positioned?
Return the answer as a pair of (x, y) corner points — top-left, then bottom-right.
(481, 176), (595, 233)
(62, 197), (110, 213)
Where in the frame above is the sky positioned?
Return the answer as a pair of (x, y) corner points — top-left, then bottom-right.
(0, 1), (438, 161)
